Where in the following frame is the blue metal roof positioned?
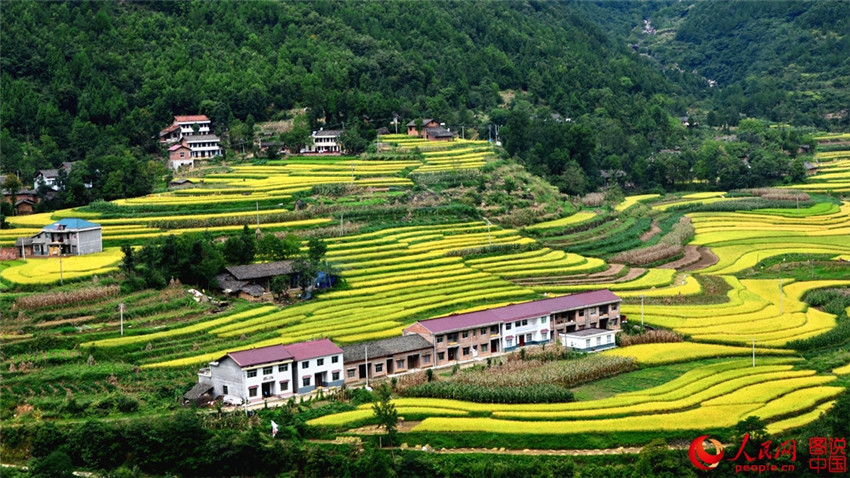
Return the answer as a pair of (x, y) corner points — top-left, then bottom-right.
(45, 218), (101, 230)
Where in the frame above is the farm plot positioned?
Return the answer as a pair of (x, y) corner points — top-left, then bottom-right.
(689, 202), (850, 275)
(620, 278), (849, 346)
(0, 248), (124, 285)
(310, 358), (840, 437)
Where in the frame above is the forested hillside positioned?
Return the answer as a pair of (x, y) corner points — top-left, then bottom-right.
(617, 0), (850, 127)
(0, 0), (681, 195)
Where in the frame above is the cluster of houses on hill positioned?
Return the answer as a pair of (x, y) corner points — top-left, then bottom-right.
(159, 115), (223, 171)
(187, 289), (623, 406)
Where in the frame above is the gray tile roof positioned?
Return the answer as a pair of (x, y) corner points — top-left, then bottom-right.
(342, 334), (433, 362)
(225, 261), (294, 281)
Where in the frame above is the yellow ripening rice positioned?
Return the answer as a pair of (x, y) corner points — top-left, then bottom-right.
(1, 248), (124, 285)
(602, 342), (795, 365)
(525, 212), (596, 230)
(615, 194), (661, 211)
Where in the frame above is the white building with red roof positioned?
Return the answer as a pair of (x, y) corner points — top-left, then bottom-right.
(159, 115), (212, 143)
(283, 338), (345, 394)
(196, 338), (344, 404)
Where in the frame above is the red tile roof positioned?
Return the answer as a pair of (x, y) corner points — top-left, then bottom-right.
(168, 144), (189, 151)
(415, 289), (620, 334)
(174, 115), (210, 123)
(283, 338), (343, 361)
(224, 344), (293, 368)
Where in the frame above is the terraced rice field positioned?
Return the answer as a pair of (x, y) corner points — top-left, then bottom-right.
(0, 248), (124, 285)
(620, 277), (850, 346)
(310, 358), (841, 437)
(689, 202), (850, 275)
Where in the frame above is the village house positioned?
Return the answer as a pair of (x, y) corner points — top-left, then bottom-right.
(193, 338), (345, 405)
(403, 290), (622, 367)
(33, 162), (84, 190)
(286, 338), (346, 394)
(160, 115), (222, 170)
(406, 118), (455, 141)
(196, 344), (296, 405)
(214, 260), (296, 301)
(159, 115), (212, 143)
(341, 334), (433, 385)
(305, 129), (343, 154)
(22, 218), (103, 257)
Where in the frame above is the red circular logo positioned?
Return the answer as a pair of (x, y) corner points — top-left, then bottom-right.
(689, 435), (725, 471)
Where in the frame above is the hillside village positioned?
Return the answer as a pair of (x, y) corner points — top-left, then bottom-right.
(1, 1), (849, 476)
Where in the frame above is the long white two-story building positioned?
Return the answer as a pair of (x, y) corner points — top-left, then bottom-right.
(196, 338), (344, 404)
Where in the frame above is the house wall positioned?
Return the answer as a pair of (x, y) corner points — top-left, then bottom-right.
(76, 228), (102, 255)
(502, 315), (550, 351)
(209, 358), (247, 402)
(294, 352), (344, 394)
(342, 347), (433, 385)
(559, 330), (617, 352)
(431, 323), (501, 366)
(0, 247), (20, 260)
(170, 158), (195, 171)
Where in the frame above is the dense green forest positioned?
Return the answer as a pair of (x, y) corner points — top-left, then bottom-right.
(0, 0), (845, 204)
(595, 0), (850, 127)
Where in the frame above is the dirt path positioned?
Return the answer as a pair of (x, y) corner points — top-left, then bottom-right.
(640, 221), (662, 242)
(658, 245), (701, 270)
(681, 246), (719, 272)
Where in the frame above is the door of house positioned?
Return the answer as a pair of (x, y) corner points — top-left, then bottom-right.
(407, 355), (419, 370)
(519, 335), (525, 347)
(261, 381), (274, 398)
(314, 372), (325, 388)
(358, 364), (367, 379)
(490, 338), (499, 353)
(386, 358), (393, 374)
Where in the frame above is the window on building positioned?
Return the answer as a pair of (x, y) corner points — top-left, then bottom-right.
(491, 325), (499, 334)
(263, 366), (273, 375)
(481, 327), (488, 335)
(507, 338), (513, 347)
(522, 320), (528, 326)
(585, 339), (590, 347)
(332, 356), (339, 363)
(542, 331), (548, 340)
(541, 316), (547, 323)
(375, 363), (383, 373)
(396, 359), (404, 369)
(462, 347), (470, 356)
(317, 358), (324, 366)
(447, 333), (458, 342)
(515, 321), (521, 327)
(302, 377), (310, 387)
(281, 381), (289, 391)
(437, 335), (444, 343)
(247, 369), (257, 378)
(579, 310), (585, 317)
(222, 385), (229, 395)
(249, 388), (258, 397)
(462, 331), (468, 339)
(525, 333), (532, 343)
(423, 354), (431, 364)
(332, 371), (340, 381)
(505, 323), (512, 330)
(302, 361), (309, 369)
(278, 364), (288, 372)
(596, 336), (602, 345)
(347, 369), (356, 378)
(481, 344), (488, 353)
(437, 352), (445, 361)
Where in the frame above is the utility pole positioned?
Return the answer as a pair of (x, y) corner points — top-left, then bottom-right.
(58, 251), (64, 286)
(364, 344), (369, 388)
(119, 302), (126, 337)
